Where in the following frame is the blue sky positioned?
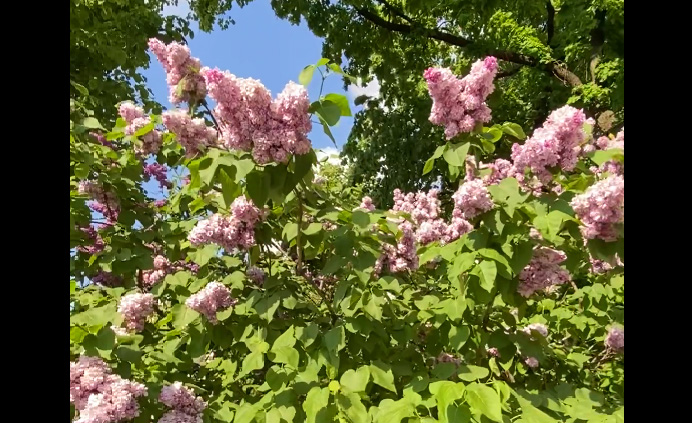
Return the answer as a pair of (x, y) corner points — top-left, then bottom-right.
(143, 0), (379, 154)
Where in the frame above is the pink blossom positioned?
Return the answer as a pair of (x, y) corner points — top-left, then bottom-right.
(524, 356), (539, 369)
(605, 327), (624, 353)
(91, 271), (122, 287)
(522, 322), (549, 338)
(70, 356), (147, 423)
(246, 266), (266, 286)
(479, 158), (515, 186)
(487, 347), (500, 358)
(188, 197), (261, 251)
(375, 221), (419, 274)
(78, 181), (120, 224)
(424, 57), (498, 139)
(76, 226), (105, 255)
(570, 175), (624, 241)
(159, 382), (207, 416)
(451, 179), (494, 219)
(185, 281), (236, 323)
(118, 293), (155, 332)
(144, 163), (173, 189)
(510, 105), (587, 182)
(162, 110), (218, 157)
(517, 247), (571, 297)
(148, 39), (207, 105)
(358, 196), (376, 211)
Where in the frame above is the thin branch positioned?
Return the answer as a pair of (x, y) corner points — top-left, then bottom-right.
(353, 6), (582, 87)
(201, 101), (221, 132)
(497, 66), (522, 79)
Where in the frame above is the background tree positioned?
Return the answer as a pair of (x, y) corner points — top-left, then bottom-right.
(70, 0), (196, 124)
(190, 0), (624, 208)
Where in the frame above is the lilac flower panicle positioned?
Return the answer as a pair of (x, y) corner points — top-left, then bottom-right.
(143, 163), (173, 189)
(118, 293), (155, 332)
(524, 356), (539, 369)
(185, 282), (236, 323)
(158, 382), (207, 423)
(522, 322), (549, 338)
(570, 175), (624, 241)
(424, 57), (498, 139)
(188, 197), (261, 251)
(451, 179), (494, 219)
(517, 247), (571, 297)
(148, 39), (207, 105)
(605, 327), (624, 353)
(358, 196), (376, 211)
(70, 356), (147, 423)
(246, 266), (266, 286)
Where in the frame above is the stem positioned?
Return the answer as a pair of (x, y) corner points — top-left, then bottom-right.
(317, 67), (326, 99)
(296, 191), (304, 275)
(202, 101), (221, 132)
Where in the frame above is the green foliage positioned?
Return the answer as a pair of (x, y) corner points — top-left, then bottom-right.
(70, 53), (623, 422)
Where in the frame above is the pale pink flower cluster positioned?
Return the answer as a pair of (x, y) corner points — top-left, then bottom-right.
(78, 181), (120, 223)
(511, 105), (587, 182)
(524, 356), (539, 369)
(118, 293), (155, 332)
(246, 266), (266, 286)
(153, 199), (168, 208)
(77, 226), (105, 255)
(142, 256), (199, 288)
(389, 189), (474, 246)
(437, 352), (461, 366)
(188, 197), (261, 251)
(375, 221), (419, 274)
(589, 253), (623, 274)
(424, 57), (498, 139)
(119, 101), (162, 155)
(158, 382), (207, 423)
(451, 179), (495, 219)
(605, 327), (624, 353)
(358, 196), (376, 211)
(144, 163), (172, 189)
(486, 347), (500, 358)
(322, 221), (337, 231)
(570, 175), (624, 241)
(595, 128), (624, 151)
(70, 356), (147, 423)
(162, 110), (218, 157)
(592, 128), (625, 176)
(148, 39), (207, 105)
(517, 247), (571, 297)
(185, 281), (236, 323)
(522, 322), (549, 338)
(479, 158), (515, 186)
(202, 67), (312, 164)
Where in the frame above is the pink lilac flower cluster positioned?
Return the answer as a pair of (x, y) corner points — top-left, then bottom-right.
(70, 356), (148, 423)
(570, 175), (624, 241)
(510, 105), (587, 183)
(188, 197), (261, 251)
(143, 163), (173, 189)
(162, 110), (218, 157)
(153, 199), (168, 208)
(185, 282), (236, 324)
(201, 67), (312, 164)
(522, 322), (549, 338)
(589, 253), (623, 274)
(119, 101), (163, 156)
(524, 356), (539, 369)
(451, 179), (494, 219)
(605, 327), (624, 353)
(142, 256), (199, 288)
(358, 196), (376, 211)
(78, 181), (121, 223)
(322, 221), (337, 231)
(595, 128), (624, 151)
(424, 57), (498, 139)
(591, 127), (625, 176)
(117, 293), (155, 332)
(90, 131), (113, 148)
(517, 247), (571, 297)
(158, 382), (207, 423)
(148, 38), (207, 105)
(374, 221), (420, 274)
(77, 226), (105, 255)
(479, 158), (515, 186)
(246, 266), (266, 286)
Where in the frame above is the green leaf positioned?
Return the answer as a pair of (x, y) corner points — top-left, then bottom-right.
(448, 326), (470, 352)
(273, 326), (297, 349)
(432, 144), (447, 159)
(133, 122), (155, 137)
(432, 381), (465, 423)
(324, 93), (352, 117)
(234, 403), (259, 423)
(337, 392), (369, 423)
(422, 157), (435, 175)
(324, 326), (346, 352)
(477, 260), (497, 292)
(488, 177), (529, 216)
(189, 245), (218, 267)
(589, 148), (624, 166)
(374, 398), (415, 423)
(315, 100), (341, 126)
(304, 387), (331, 423)
(370, 360), (396, 393)
(456, 365), (490, 381)
(340, 366), (371, 393)
(514, 393), (557, 423)
(283, 223), (299, 241)
(316, 58), (330, 66)
(270, 346), (299, 368)
(502, 122), (526, 140)
(443, 143), (469, 167)
(171, 304), (200, 328)
(299, 65), (316, 86)
(82, 117), (104, 130)
(304, 222), (323, 235)
(240, 351), (264, 376)
(481, 127), (503, 142)
(465, 383), (503, 422)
